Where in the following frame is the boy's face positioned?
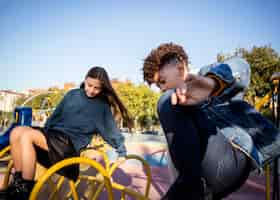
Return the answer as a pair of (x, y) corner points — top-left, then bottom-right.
(155, 63), (186, 92)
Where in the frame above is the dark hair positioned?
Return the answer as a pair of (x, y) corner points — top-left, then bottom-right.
(81, 66), (133, 128)
(143, 42), (189, 85)
(159, 52), (182, 69)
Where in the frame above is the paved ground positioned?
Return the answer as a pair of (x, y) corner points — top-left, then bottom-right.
(113, 143), (278, 200)
(0, 139), (279, 199)
(90, 142), (278, 199)
(112, 164), (273, 200)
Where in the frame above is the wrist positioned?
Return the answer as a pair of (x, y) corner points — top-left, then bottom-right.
(206, 74), (226, 96)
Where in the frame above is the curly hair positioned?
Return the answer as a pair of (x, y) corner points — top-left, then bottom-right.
(143, 42), (189, 85)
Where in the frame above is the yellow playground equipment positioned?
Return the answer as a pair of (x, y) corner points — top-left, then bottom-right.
(255, 72), (280, 200)
(0, 140), (152, 200)
(0, 91), (152, 200)
(255, 72), (280, 112)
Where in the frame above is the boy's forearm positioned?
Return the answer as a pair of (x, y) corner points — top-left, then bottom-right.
(199, 63), (235, 97)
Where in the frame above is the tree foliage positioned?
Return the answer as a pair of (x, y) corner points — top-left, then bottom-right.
(15, 89), (65, 112)
(14, 82), (160, 130)
(217, 45), (280, 104)
(113, 81), (160, 130)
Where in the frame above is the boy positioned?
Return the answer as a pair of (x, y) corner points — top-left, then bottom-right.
(143, 43), (280, 200)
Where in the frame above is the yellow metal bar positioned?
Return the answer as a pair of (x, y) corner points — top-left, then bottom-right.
(80, 147), (110, 171)
(92, 182), (105, 200)
(69, 180), (79, 200)
(255, 92), (272, 111)
(66, 178), (81, 198)
(66, 175), (99, 199)
(48, 179), (57, 200)
(15, 111), (19, 123)
(77, 176), (108, 200)
(86, 179), (98, 199)
(102, 151), (110, 171)
(74, 178), (81, 187)
(0, 155), (11, 162)
(109, 154), (152, 198)
(121, 190), (126, 200)
(80, 174), (150, 200)
(2, 160), (13, 189)
(29, 157), (113, 200)
(265, 164), (271, 200)
(49, 176), (65, 200)
(0, 145), (12, 183)
(0, 146), (11, 158)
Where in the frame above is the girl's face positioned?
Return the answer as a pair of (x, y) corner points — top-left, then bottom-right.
(84, 77), (103, 98)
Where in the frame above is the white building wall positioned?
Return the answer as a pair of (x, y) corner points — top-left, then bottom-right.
(0, 91), (23, 112)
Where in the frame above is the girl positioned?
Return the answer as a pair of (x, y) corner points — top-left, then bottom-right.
(1, 66), (132, 200)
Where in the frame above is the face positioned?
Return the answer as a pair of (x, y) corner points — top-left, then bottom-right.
(84, 77), (102, 98)
(155, 63), (186, 92)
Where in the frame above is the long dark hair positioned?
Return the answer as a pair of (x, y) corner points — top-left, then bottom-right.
(81, 66), (133, 128)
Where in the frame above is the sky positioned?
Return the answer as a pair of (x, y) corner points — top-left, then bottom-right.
(0, 0), (279, 92)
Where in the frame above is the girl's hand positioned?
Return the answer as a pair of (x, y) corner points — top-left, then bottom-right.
(114, 156), (126, 165)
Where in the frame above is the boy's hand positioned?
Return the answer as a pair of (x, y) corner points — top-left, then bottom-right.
(171, 73), (216, 106)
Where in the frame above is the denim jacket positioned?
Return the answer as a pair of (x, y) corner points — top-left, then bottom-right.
(199, 62), (280, 169)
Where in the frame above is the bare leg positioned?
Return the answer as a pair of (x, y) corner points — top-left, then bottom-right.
(20, 127), (48, 180)
(10, 127), (48, 180)
(10, 126), (25, 171)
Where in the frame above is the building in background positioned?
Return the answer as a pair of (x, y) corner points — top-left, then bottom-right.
(63, 82), (76, 91)
(0, 90), (25, 112)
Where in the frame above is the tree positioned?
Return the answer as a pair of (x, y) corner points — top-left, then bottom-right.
(114, 81), (160, 131)
(217, 45), (280, 104)
(241, 46), (279, 103)
(15, 90), (65, 119)
(14, 82), (160, 131)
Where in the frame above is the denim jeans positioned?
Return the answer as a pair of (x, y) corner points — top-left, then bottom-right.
(201, 132), (251, 200)
(207, 99), (280, 167)
(158, 91), (251, 200)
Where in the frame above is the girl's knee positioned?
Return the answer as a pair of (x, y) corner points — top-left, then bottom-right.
(20, 129), (47, 149)
(19, 131), (34, 144)
(10, 126), (26, 142)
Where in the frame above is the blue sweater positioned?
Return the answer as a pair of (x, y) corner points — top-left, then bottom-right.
(44, 88), (126, 157)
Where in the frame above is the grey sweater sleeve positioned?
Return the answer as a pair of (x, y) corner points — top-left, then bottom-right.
(98, 103), (127, 157)
(44, 92), (69, 130)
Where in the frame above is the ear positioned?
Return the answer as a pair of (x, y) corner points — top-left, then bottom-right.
(153, 72), (160, 83)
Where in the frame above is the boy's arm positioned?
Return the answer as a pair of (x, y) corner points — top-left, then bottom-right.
(172, 63), (237, 106)
(199, 63), (235, 97)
